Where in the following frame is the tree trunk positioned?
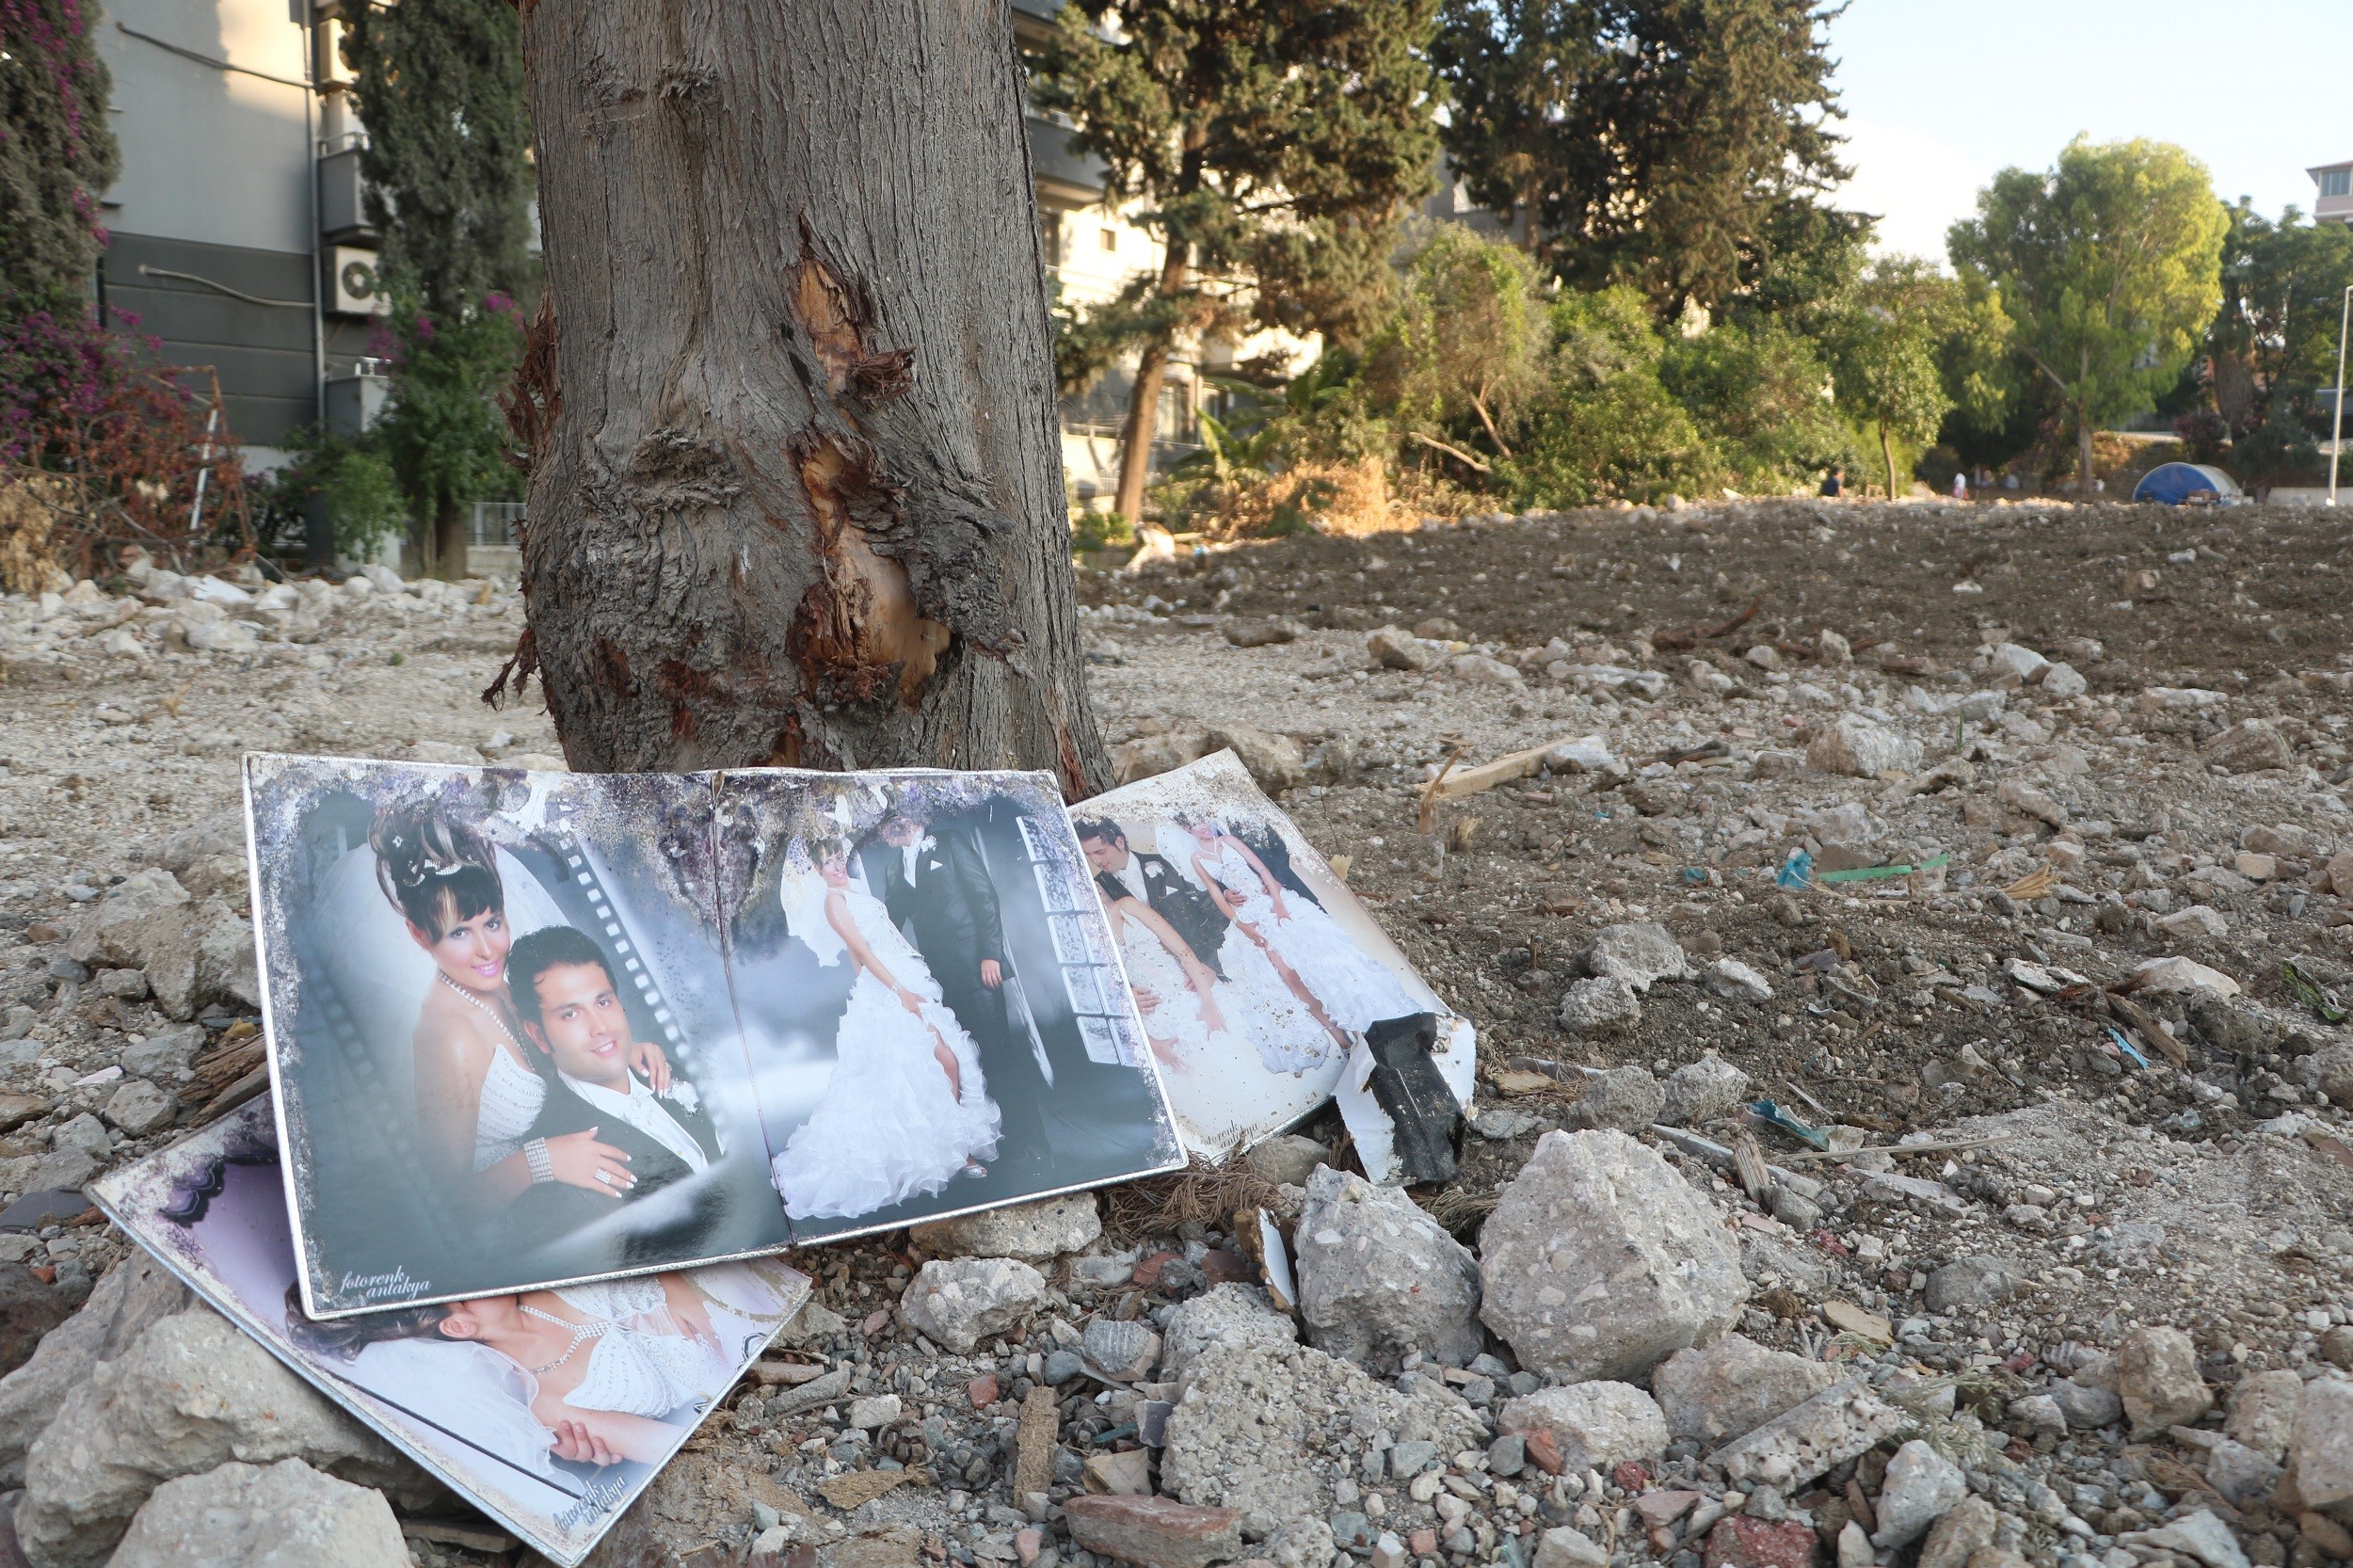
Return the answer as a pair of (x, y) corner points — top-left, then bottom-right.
(1879, 416), (1897, 502)
(1112, 246), (1190, 528)
(508, 0), (1111, 794)
(2077, 408), (2097, 496)
(434, 499), (469, 582)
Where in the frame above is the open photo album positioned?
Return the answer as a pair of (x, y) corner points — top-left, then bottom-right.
(245, 755), (1185, 1319)
(92, 1101), (812, 1567)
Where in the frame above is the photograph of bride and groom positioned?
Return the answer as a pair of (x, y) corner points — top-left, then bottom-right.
(245, 756), (1178, 1317)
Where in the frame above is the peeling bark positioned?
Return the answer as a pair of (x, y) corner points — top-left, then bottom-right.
(509, 0), (1112, 794)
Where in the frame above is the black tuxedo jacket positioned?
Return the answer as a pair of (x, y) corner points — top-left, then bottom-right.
(877, 828), (1003, 981)
(504, 1072), (724, 1240)
(1097, 851), (1229, 976)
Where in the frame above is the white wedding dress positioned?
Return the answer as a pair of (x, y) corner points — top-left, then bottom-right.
(1167, 840), (1333, 1077)
(1109, 900), (1214, 1063)
(769, 884), (1001, 1221)
(1192, 834), (1418, 1039)
(545, 1277), (725, 1418)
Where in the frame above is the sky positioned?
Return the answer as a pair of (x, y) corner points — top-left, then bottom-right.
(1825, 0), (2353, 262)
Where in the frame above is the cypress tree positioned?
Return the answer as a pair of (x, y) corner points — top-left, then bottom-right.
(341, 0), (532, 574)
(0, 0), (120, 304)
(342, 0), (533, 318)
(1433, 0), (1856, 322)
(1034, 0), (1443, 527)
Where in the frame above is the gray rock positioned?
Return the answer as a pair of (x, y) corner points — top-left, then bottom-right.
(1560, 976), (1641, 1032)
(1082, 1319), (1161, 1382)
(1715, 1377), (1908, 1492)
(101, 1080), (173, 1137)
(1160, 1283), (1298, 1380)
(1488, 1433), (1525, 1478)
(18, 1147), (98, 1198)
(1369, 627), (1434, 672)
(1922, 1256), (2021, 1313)
(65, 872), (253, 1022)
(1294, 1168), (1482, 1370)
(1915, 1496), (1998, 1568)
(0, 1252), (189, 1486)
(847, 1394), (904, 1429)
(17, 1308), (418, 1568)
(1160, 1341), (1483, 1536)
(2202, 720), (2294, 774)
(1495, 1382), (1668, 1473)
(1651, 1333), (1839, 1446)
(1479, 1129), (1746, 1383)
(2119, 1324), (2210, 1438)
(2119, 1510), (2251, 1568)
(1806, 717), (1921, 778)
(1557, 1066), (1665, 1135)
(2041, 662), (2088, 699)
(119, 1026), (203, 1085)
(1587, 922), (1693, 992)
(911, 1193), (1101, 1263)
(106, 1459), (410, 1568)
(1659, 1055), (1751, 1127)
(1206, 727), (1306, 795)
(1533, 1527), (1609, 1568)
(1704, 959), (1773, 1003)
(2005, 1393), (2065, 1439)
(2225, 1368), (2302, 1463)
(2201, 1436), (2282, 1506)
(1244, 1134), (1327, 1189)
(2049, 1378), (2123, 1431)
(1871, 1438), (1966, 1549)
(896, 1258), (1050, 1353)
(1264, 1516), (1335, 1568)
(2293, 1374), (2353, 1513)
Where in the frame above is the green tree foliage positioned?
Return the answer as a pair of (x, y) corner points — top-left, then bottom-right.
(0, 0), (120, 304)
(1505, 288), (1706, 504)
(1034, 0), (1443, 520)
(2209, 201), (2353, 428)
(1817, 257), (1966, 498)
(1948, 137), (2228, 492)
(1659, 319), (1855, 492)
(1433, 0), (1859, 321)
(370, 292), (523, 574)
(1364, 225), (1550, 470)
(342, 0), (534, 318)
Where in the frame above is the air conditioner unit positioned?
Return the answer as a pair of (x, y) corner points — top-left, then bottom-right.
(328, 247), (388, 317)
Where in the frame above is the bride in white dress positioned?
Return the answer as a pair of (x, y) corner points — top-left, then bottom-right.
(1102, 891), (1228, 1073)
(767, 842), (1001, 1221)
(1179, 817), (1419, 1039)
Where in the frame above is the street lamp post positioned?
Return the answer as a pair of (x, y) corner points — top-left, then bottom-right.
(2332, 284), (2352, 507)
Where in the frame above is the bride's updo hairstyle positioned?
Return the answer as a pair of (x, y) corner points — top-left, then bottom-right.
(370, 806), (504, 942)
(281, 1283), (453, 1360)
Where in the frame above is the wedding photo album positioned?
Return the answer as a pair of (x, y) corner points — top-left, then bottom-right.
(1073, 750), (1471, 1173)
(245, 754), (1184, 1318)
(92, 1101), (813, 1568)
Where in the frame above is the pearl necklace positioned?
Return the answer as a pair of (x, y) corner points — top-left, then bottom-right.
(519, 1303), (611, 1374)
(436, 971), (527, 1052)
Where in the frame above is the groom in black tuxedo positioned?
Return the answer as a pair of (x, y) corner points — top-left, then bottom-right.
(1074, 817), (1229, 977)
(502, 926), (728, 1249)
(872, 809), (1050, 1176)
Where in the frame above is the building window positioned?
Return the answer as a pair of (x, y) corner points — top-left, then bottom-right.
(2323, 168), (2352, 200)
(1099, 227), (1118, 253)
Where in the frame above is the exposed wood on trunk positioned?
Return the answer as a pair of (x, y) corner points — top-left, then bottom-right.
(509, 0), (1111, 793)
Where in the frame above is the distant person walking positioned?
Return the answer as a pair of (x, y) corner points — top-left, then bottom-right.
(1819, 465), (1844, 499)
(1951, 472), (1969, 501)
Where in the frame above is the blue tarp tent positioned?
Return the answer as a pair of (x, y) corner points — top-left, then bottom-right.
(2133, 462), (2242, 504)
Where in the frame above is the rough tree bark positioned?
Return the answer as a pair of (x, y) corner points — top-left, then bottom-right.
(504, 0), (1112, 794)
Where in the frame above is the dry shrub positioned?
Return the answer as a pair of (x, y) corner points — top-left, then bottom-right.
(1099, 1154), (1289, 1242)
(0, 472), (75, 594)
(1211, 457), (1416, 539)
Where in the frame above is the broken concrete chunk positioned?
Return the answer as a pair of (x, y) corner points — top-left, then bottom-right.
(1872, 1438), (1966, 1549)
(106, 1458), (411, 1568)
(1556, 1066), (1664, 1134)
(1587, 922), (1693, 992)
(2226, 1368), (2304, 1464)
(1704, 958), (1773, 1003)
(1805, 717), (1920, 778)
(1660, 1055), (1751, 1127)
(1560, 976), (1642, 1032)
(1369, 627), (1435, 671)
(1294, 1167), (1482, 1370)
(2119, 1324), (2211, 1439)
(1478, 1129), (1746, 1384)
(1650, 1333), (1839, 1446)
(910, 1193), (1101, 1263)
(2292, 1375), (2353, 1513)
(1713, 1377), (1907, 1491)
(1159, 1283), (1297, 1380)
(1496, 1382), (1668, 1474)
(2131, 956), (2240, 1000)
(896, 1257), (1049, 1353)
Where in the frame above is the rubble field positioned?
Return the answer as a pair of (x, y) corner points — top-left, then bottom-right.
(2, 497), (2353, 1568)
